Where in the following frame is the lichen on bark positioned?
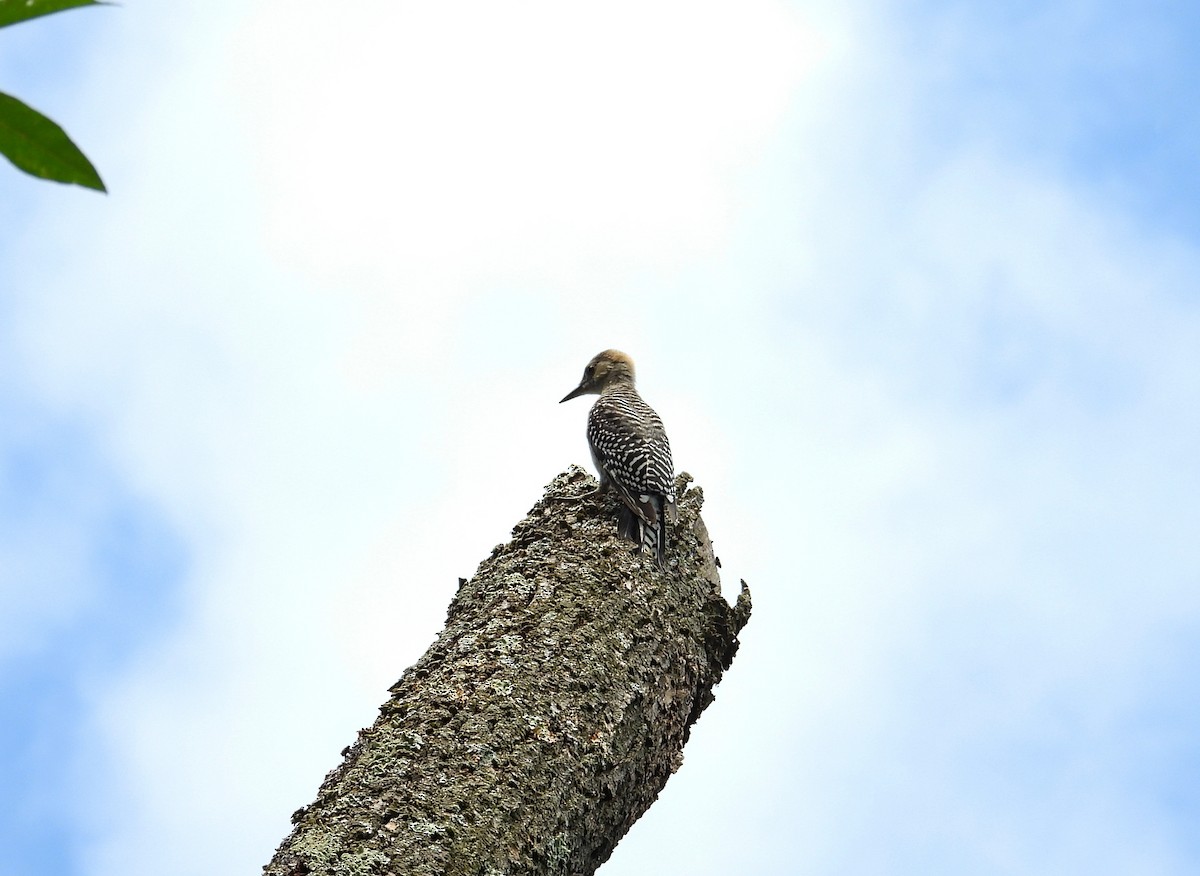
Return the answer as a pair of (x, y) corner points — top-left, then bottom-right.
(264, 466), (751, 876)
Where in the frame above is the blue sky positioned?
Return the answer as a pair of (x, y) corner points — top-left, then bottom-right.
(2, 1), (1199, 874)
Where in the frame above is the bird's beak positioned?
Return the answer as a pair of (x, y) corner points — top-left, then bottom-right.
(560, 384), (588, 403)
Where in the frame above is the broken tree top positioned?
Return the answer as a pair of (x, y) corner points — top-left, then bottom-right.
(265, 467), (750, 876)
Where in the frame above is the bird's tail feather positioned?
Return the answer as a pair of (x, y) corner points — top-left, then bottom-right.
(639, 519), (668, 570)
(616, 497), (670, 570)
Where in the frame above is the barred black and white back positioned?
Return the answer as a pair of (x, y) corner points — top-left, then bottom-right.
(587, 384), (678, 567)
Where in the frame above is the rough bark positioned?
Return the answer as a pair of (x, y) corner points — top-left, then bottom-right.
(264, 466), (752, 876)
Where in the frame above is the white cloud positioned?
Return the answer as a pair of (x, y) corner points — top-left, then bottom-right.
(233, 0), (813, 272)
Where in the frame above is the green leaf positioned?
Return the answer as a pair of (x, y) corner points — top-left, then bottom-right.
(0, 0), (103, 29)
(0, 91), (105, 191)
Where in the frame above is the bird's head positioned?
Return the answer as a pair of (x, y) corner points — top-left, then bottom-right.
(560, 349), (637, 402)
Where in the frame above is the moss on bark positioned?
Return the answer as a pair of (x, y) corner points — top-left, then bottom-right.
(264, 466), (751, 876)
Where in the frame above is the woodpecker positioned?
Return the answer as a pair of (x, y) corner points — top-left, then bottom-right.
(560, 350), (678, 569)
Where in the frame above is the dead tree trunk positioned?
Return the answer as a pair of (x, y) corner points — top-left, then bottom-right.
(264, 466), (751, 876)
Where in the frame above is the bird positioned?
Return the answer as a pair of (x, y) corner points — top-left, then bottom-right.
(560, 350), (678, 569)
